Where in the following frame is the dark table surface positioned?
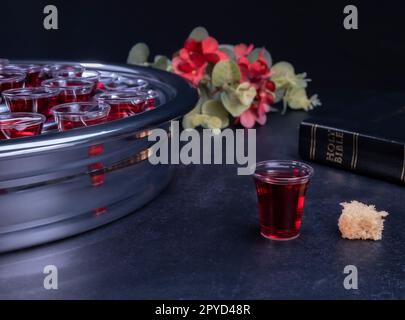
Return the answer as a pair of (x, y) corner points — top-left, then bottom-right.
(1, 90), (405, 299)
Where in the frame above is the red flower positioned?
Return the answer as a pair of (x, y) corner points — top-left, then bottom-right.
(237, 50), (271, 83)
(173, 36), (228, 86)
(201, 37), (228, 63)
(172, 48), (207, 86)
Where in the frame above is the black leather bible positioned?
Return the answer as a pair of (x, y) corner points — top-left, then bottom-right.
(299, 93), (405, 185)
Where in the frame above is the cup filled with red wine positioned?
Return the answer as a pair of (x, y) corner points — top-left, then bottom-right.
(253, 160), (314, 240)
(0, 112), (45, 140)
(0, 60), (158, 141)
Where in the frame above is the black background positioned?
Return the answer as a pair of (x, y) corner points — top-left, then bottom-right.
(0, 0), (404, 90)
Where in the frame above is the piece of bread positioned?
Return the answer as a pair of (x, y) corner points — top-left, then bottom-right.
(338, 201), (388, 241)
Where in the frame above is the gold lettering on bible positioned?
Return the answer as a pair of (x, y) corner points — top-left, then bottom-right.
(326, 130), (344, 164)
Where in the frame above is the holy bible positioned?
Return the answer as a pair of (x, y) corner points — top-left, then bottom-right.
(299, 93), (405, 185)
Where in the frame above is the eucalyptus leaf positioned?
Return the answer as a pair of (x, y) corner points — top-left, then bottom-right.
(127, 43), (150, 65)
(182, 85), (210, 129)
(188, 114), (221, 129)
(191, 114), (207, 127)
(152, 55), (171, 70)
(221, 91), (250, 117)
(201, 116), (222, 130)
(274, 88), (285, 103)
(248, 47), (272, 67)
(271, 61), (295, 78)
(219, 44), (236, 60)
(182, 113), (198, 129)
(189, 26), (209, 41)
(201, 99), (230, 128)
(234, 82), (256, 106)
(212, 60), (241, 88)
(282, 97), (288, 114)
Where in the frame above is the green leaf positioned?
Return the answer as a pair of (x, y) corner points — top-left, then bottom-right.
(127, 43), (150, 65)
(221, 91), (249, 117)
(219, 44), (236, 60)
(271, 61), (295, 78)
(274, 88), (285, 103)
(201, 99), (230, 128)
(152, 55), (171, 70)
(201, 115), (222, 130)
(182, 115), (195, 129)
(248, 47), (272, 67)
(189, 26), (209, 41)
(234, 82), (257, 106)
(188, 114), (222, 129)
(212, 60), (241, 88)
(182, 104), (201, 129)
(181, 85), (210, 129)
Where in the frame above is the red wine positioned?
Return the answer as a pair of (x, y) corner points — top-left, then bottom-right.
(3, 87), (60, 120)
(3, 64), (43, 87)
(254, 161), (313, 240)
(56, 114), (108, 131)
(0, 113), (45, 140)
(42, 78), (94, 104)
(52, 102), (110, 131)
(58, 91), (92, 104)
(108, 101), (148, 120)
(24, 69), (42, 87)
(96, 91), (149, 120)
(0, 71), (25, 95)
(53, 70), (100, 95)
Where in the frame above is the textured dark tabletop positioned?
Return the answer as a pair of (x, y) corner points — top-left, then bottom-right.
(1, 90), (404, 300)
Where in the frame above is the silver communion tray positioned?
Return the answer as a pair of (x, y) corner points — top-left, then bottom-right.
(0, 61), (198, 253)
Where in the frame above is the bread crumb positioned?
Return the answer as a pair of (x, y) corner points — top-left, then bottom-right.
(338, 201), (388, 241)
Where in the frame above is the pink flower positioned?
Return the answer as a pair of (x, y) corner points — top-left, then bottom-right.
(256, 80), (275, 110)
(234, 48), (275, 128)
(238, 80), (275, 128)
(238, 101), (268, 128)
(234, 43), (254, 60)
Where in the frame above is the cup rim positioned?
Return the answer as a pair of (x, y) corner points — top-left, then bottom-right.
(53, 70), (100, 81)
(3, 63), (42, 73)
(0, 112), (46, 128)
(0, 71), (26, 83)
(42, 78), (94, 90)
(51, 101), (110, 117)
(96, 91), (147, 103)
(253, 160), (314, 184)
(2, 86), (60, 99)
(104, 77), (148, 91)
(44, 63), (85, 73)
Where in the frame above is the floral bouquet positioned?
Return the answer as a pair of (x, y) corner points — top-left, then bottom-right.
(127, 27), (321, 129)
